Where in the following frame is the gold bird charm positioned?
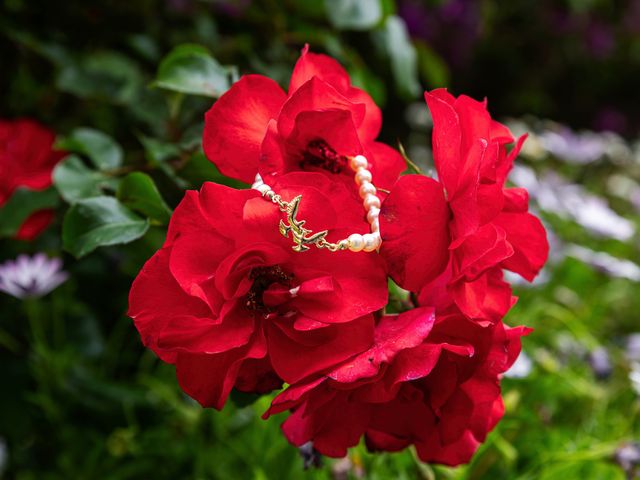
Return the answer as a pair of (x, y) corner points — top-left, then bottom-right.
(278, 195), (329, 252)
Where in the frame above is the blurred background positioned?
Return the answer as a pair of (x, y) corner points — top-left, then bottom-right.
(1, 0), (640, 478)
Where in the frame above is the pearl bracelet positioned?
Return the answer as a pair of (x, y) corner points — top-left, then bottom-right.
(252, 155), (382, 253)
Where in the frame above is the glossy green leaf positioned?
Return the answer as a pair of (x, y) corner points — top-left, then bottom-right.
(53, 155), (120, 203)
(0, 188), (59, 237)
(62, 196), (149, 258)
(373, 15), (421, 99)
(57, 128), (123, 170)
(179, 151), (246, 189)
(116, 172), (172, 224)
(154, 44), (234, 97)
(324, 0), (383, 30)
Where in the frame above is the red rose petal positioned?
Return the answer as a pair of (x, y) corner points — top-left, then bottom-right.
(380, 174), (451, 292)
(329, 307), (435, 384)
(495, 211), (549, 282)
(203, 75), (286, 183)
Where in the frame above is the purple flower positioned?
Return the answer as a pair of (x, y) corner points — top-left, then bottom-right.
(0, 253), (68, 299)
(539, 127), (607, 164)
(615, 442), (640, 479)
(588, 347), (613, 380)
(626, 334), (640, 363)
(509, 166), (635, 241)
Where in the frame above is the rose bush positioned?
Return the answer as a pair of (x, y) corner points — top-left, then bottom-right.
(0, 119), (64, 240)
(128, 49), (548, 466)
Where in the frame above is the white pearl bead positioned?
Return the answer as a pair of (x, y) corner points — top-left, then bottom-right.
(363, 194), (381, 210)
(362, 233), (381, 252)
(355, 169), (372, 185)
(367, 207), (380, 223)
(373, 232), (382, 249)
(350, 155), (368, 171)
(359, 181), (376, 199)
(348, 233), (365, 252)
(370, 218), (379, 233)
(257, 184), (271, 195)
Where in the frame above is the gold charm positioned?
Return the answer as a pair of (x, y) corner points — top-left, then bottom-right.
(278, 195), (329, 252)
(252, 157), (381, 254)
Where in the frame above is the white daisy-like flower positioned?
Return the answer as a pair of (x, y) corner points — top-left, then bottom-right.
(0, 253), (68, 299)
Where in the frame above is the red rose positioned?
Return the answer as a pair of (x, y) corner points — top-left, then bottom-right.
(265, 307), (528, 466)
(380, 89), (548, 323)
(131, 46), (543, 468)
(128, 172), (388, 409)
(203, 45), (405, 190)
(0, 119), (64, 240)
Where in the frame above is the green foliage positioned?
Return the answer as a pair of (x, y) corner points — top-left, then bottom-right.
(154, 44), (236, 98)
(415, 42), (450, 89)
(116, 173), (172, 225)
(372, 16), (421, 100)
(1, 1), (640, 479)
(62, 197), (149, 258)
(56, 51), (144, 105)
(324, 0), (383, 30)
(57, 128), (124, 170)
(53, 155), (120, 203)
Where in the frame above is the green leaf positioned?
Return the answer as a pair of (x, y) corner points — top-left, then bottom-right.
(349, 66), (387, 107)
(415, 41), (450, 88)
(0, 188), (59, 237)
(373, 16), (421, 99)
(139, 136), (180, 165)
(324, 0), (383, 30)
(57, 128), (123, 170)
(53, 155), (120, 203)
(179, 151), (246, 189)
(116, 172), (172, 224)
(62, 197), (149, 258)
(138, 135), (190, 189)
(56, 51), (144, 104)
(154, 44), (235, 97)
(4, 27), (70, 65)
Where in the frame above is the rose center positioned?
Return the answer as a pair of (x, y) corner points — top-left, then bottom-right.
(245, 265), (293, 314)
(300, 139), (349, 174)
